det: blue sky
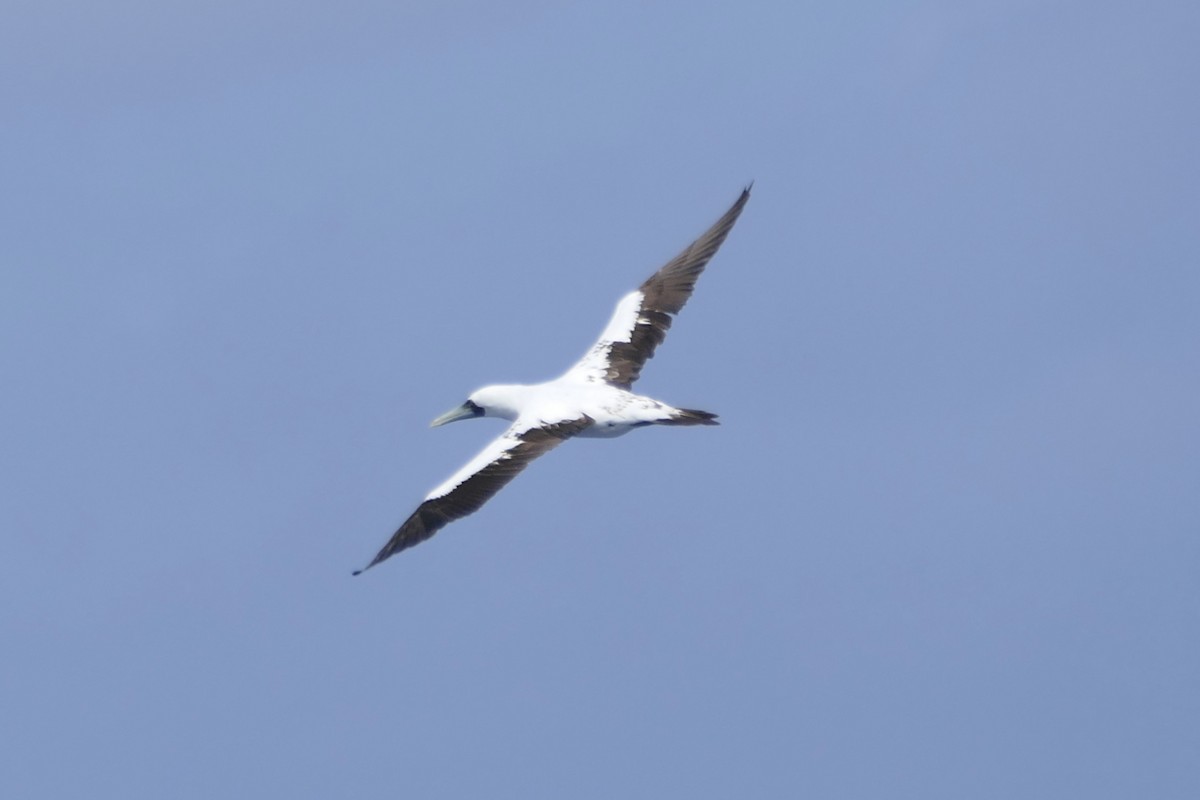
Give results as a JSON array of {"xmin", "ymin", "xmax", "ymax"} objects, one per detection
[{"xmin": 3, "ymin": 1, "xmax": 1198, "ymax": 797}]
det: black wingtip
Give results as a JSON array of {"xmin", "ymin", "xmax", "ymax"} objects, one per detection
[
  {"xmin": 352, "ymin": 568, "xmax": 365, "ymax": 577},
  {"xmin": 744, "ymin": 180, "xmax": 754, "ymax": 193}
]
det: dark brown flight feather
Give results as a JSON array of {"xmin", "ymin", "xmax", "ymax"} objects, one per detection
[
  {"xmin": 597, "ymin": 185, "xmax": 751, "ymax": 389},
  {"xmin": 354, "ymin": 416, "xmax": 592, "ymax": 574}
]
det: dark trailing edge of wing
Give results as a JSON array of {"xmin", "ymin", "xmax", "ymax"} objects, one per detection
[
  {"xmin": 353, "ymin": 417, "xmax": 592, "ymax": 574},
  {"xmin": 600, "ymin": 185, "xmax": 751, "ymax": 389}
]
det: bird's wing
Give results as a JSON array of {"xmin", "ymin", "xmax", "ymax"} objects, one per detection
[
  {"xmin": 565, "ymin": 186, "xmax": 751, "ymax": 389},
  {"xmin": 354, "ymin": 415, "xmax": 593, "ymax": 573}
]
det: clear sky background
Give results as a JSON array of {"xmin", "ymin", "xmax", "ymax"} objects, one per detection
[{"xmin": 3, "ymin": 1, "xmax": 1197, "ymax": 797}]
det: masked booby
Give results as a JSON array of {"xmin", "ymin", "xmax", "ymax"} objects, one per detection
[{"xmin": 354, "ymin": 186, "xmax": 751, "ymax": 574}]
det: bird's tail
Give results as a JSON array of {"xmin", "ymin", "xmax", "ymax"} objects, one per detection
[{"xmin": 661, "ymin": 408, "xmax": 719, "ymax": 426}]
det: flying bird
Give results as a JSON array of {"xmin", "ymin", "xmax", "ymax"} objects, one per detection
[{"xmin": 354, "ymin": 187, "xmax": 751, "ymax": 574}]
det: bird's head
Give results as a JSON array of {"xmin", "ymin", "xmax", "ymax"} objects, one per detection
[{"xmin": 430, "ymin": 385, "xmax": 524, "ymax": 427}]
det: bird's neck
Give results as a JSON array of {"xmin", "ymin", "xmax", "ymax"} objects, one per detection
[{"xmin": 476, "ymin": 384, "xmax": 534, "ymax": 421}]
